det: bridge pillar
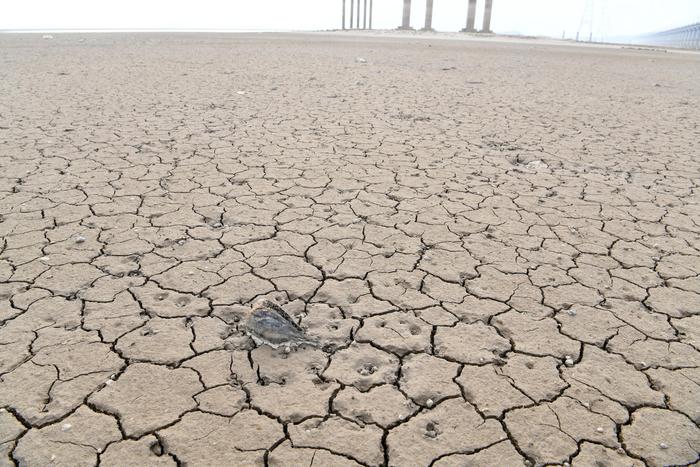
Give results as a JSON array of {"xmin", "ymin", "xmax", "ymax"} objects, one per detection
[
  {"xmin": 342, "ymin": 0, "xmax": 346, "ymax": 29},
  {"xmin": 356, "ymin": 0, "xmax": 361, "ymax": 28},
  {"xmin": 350, "ymin": 0, "xmax": 354, "ymax": 28},
  {"xmin": 481, "ymin": 0, "xmax": 493, "ymax": 33},
  {"xmin": 423, "ymin": 0, "xmax": 434, "ymax": 31},
  {"xmin": 369, "ymin": 0, "xmax": 373, "ymax": 29},
  {"xmin": 363, "ymin": 0, "xmax": 367, "ymax": 29},
  {"xmin": 461, "ymin": 0, "xmax": 477, "ymax": 32},
  {"xmin": 399, "ymin": 0, "xmax": 413, "ymax": 29}
]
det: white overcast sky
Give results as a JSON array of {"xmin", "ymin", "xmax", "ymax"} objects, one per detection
[{"xmin": 2, "ymin": 0, "xmax": 699, "ymax": 39}]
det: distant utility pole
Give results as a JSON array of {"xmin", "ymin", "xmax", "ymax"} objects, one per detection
[
  {"xmin": 578, "ymin": 0, "xmax": 594, "ymax": 42},
  {"xmin": 599, "ymin": 1, "xmax": 608, "ymax": 42}
]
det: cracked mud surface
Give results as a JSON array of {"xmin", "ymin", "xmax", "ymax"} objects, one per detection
[{"xmin": 0, "ymin": 32, "xmax": 699, "ymax": 466}]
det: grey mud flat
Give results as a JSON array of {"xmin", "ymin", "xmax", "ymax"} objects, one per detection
[{"xmin": 0, "ymin": 32, "xmax": 699, "ymax": 467}]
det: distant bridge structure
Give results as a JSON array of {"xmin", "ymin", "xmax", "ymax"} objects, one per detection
[
  {"xmin": 399, "ymin": 0, "xmax": 493, "ymax": 32},
  {"xmin": 638, "ymin": 23, "xmax": 700, "ymax": 50},
  {"xmin": 341, "ymin": 0, "xmax": 494, "ymax": 33},
  {"xmin": 342, "ymin": 0, "xmax": 374, "ymax": 30}
]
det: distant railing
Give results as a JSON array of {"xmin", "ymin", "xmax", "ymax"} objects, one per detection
[{"xmin": 638, "ymin": 22, "xmax": 700, "ymax": 50}]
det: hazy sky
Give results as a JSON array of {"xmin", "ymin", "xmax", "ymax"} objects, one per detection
[{"xmin": 3, "ymin": 0, "xmax": 699, "ymax": 40}]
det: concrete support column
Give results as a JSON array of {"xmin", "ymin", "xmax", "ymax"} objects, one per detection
[
  {"xmin": 481, "ymin": 0, "xmax": 493, "ymax": 33},
  {"xmin": 356, "ymin": 0, "xmax": 361, "ymax": 28},
  {"xmin": 369, "ymin": 0, "xmax": 373, "ymax": 29},
  {"xmin": 399, "ymin": 0, "xmax": 412, "ymax": 29},
  {"xmin": 363, "ymin": 0, "xmax": 367, "ymax": 29},
  {"xmin": 423, "ymin": 0, "xmax": 434, "ymax": 31},
  {"xmin": 461, "ymin": 0, "xmax": 477, "ymax": 33},
  {"xmin": 342, "ymin": 0, "xmax": 346, "ymax": 29},
  {"xmin": 350, "ymin": 0, "xmax": 354, "ymax": 28}
]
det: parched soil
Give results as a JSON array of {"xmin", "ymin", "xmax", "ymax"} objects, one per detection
[{"xmin": 0, "ymin": 32, "xmax": 699, "ymax": 466}]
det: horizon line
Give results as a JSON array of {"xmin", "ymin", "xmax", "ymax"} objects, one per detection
[{"xmin": 0, "ymin": 28, "xmax": 307, "ymax": 33}]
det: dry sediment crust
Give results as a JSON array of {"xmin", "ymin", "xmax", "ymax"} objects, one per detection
[{"xmin": 0, "ymin": 32, "xmax": 699, "ymax": 466}]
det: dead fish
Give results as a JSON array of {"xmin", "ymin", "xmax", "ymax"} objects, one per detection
[{"xmin": 245, "ymin": 298, "xmax": 318, "ymax": 350}]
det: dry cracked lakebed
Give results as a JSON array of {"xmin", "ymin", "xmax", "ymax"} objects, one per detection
[{"xmin": 0, "ymin": 32, "xmax": 699, "ymax": 467}]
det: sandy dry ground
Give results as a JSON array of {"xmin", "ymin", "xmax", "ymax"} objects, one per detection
[{"xmin": 0, "ymin": 32, "xmax": 699, "ymax": 466}]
